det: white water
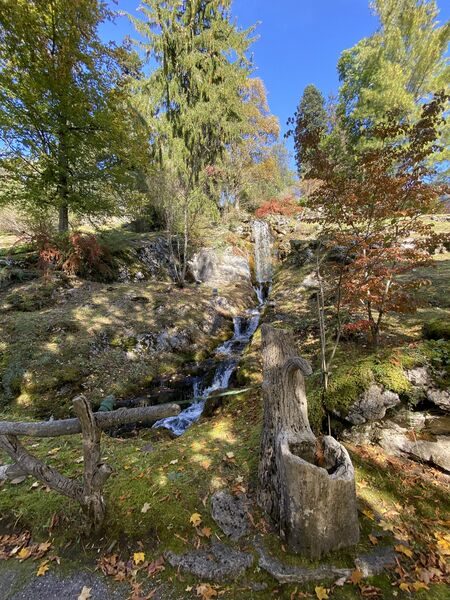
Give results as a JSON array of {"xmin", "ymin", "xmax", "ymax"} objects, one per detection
[
  {"xmin": 153, "ymin": 315, "xmax": 259, "ymax": 436},
  {"xmin": 153, "ymin": 220, "xmax": 273, "ymax": 437},
  {"xmin": 253, "ymin": 220, "xmax": 273, "ymax": 284}
]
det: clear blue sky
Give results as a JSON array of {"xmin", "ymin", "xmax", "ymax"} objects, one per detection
[{"xmin": 103, "ymin": 0, "xmax": 450, "ymax": 161}]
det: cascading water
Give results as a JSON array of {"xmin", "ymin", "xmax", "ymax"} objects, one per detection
[
  {"xmin": 153, "ymin": 219, "xmax": 273, "ymax": 437},
  {"xmin": 252, "ymin": 220, "xmax": 273, "ymax": 304}
]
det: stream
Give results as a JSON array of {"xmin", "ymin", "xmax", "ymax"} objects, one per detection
[{"xmin": 153, "ymin": 220, "xmax": 273, "ymax": 436}]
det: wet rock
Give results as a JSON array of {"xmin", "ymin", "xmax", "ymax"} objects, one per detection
[
  {"xmin": 425, "ymin": 415, "xmax": 450, "ymax": 436},
  {"xmin": 210, "ymin": 490, "xmax": 249, "ymax": 540},
  {"xmin": 190, "ymin": 248, "xmax": 251, "ymax": 285},
  {"xmin": 165, "ymin": 541, "xmax": 253, "ymax": 581},
  {"xmin": 346, "ymin": 384, "xmax": 400, "ymax": 425}
]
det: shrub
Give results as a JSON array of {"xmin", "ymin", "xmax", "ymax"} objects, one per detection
[
  {"xmin": 37, "ymin": 232, "xmax": 115, "ymax": 281},
  {"xmin": 255, "ymin": 195, "xmax": 302, "ymax": 218}
]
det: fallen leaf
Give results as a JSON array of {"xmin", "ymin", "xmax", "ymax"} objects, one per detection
[
  {"xmin": 200, "ymin": 527, "xmax": 212, "ymax": 538},
  {"xmin": 334, "ymin": 575, "xmax": 347, "ymax": 587},
  {"xmin": 169, "ymin": 459, "xmax": 178, "ymax": 465},
  {"xmin": 395, "ymin": 544, "xmax": 413, "ymax": 558},
  {"xmin": 18, "ymin": 547, "xmax": 31, "ymax": 560},
  {"xmin": 10, "ymin": 476, "xmax": 26, "ymax": 485},
  {"xmin": 196, "ymin": 583, "xmax": 218, "ymax": 600},
  {"xmin": 147, "ymin": 555, "xmax": 165, "ymax": 576},
  {"xmin": 190, "ymin": 513, "xmax": 202, "ymax": 527},
  {"xmin": 133, "ymin": 552, "xmax": 145, "ymax": 565},
  {"xmin": 315, "ymin": 586, "xmax": 329, "ymax": 600},
  {"xmin": 368, "ymin": 534, "xmax": 379, "ymax": 546},
  {"xmin": 362, "ymin": 509, "xmax": 375, "ymax": 521},
  {"xmin": 78, "ymin": 586, "xmax": 92, "ymax": 600},
  {"xmin": 141, "ymin": 503, "xmax": 151, "ymax": 514},
  {"xmin": 225, "ymin": 452, "xmax": 235, "ymax": 460},
  {"xmin": 412, "ymin": 581, "xmax": 429, "ymax": 591},
  {"xmin": 399, "ymin": 582, "xmax": 410, "ymax": 592},
  {"xmin": 350, "ymin": 568, "xmax": 363, "ymax": 585},
  {"xmin": 47, "ymin": 447, "xmax": 61, "ymax": 456},
  {"xmin": 36, "ymin": 560, "xmax": 49, "ymax": 576}
]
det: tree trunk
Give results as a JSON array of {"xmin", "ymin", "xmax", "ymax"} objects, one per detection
[
  {"xmin": 58, "ymin": 204, "xmax": 69, "ymax": 233},
  {"xmin": 258, "ymin": 325, "xmax": 359, "ymax": 559}
]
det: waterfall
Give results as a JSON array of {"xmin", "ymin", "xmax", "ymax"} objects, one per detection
[
  {"xmin": 153, "ymin": 313, "xmax": 260, "ymax": 437},
  {"xmin": 253, "ymin": 220, "xmax": 273, "ymax": 284},
  {"xmin": 252, "ymin": 220, "xmax": 273, "ymax": 304},
  {"xmin": 152, "ymin": 219, "xmax": 273, "ymax": 437}
]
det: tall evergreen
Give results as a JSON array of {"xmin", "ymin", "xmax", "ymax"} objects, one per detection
[
  {"xmin": 288, "ymin": 84, "xmax": 327, "ymax": 177},
  {"xmin": 133, "ymin": 0, "xmax": 254, "ymax": 284}
]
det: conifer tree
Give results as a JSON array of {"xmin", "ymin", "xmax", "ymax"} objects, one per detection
[{"xmin": 288, "ymin": 84, "xmax": 327, "ymax": 177}]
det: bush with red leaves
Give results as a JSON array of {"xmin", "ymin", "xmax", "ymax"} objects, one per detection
[
  {"xmin": 37, "ymin": 232, "xmax": 115, "ymax": 281},
  {"xmin": 255, "ymin": 195, "xmax": 302, "ymax": 218}
]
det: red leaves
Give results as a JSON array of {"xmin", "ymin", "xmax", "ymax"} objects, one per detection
[{"xmin": 255, "ymin": 195, "xmax": 302, "ymax": 218}]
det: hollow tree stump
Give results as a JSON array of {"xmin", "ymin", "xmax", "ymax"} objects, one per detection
[{"xmin": 258, "ymin": 325, "xmax": 359, "ymax": 559}]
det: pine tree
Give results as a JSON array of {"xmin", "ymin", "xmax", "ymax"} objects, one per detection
[
  {"xmin": 288, "ymin": 84, "xmax": 327, "ymax": 177},
  {"xmin": 133, "ymin": 0, "xmax": 254, "ymax": 285},
  {"xmin": 0, "ymin": 0, "xmax": 146, "ymax": 231}
]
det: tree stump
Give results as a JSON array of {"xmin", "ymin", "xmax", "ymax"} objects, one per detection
[{"xmin": 258, "ymin": 325, "xmax": 359, "ymax": 559}]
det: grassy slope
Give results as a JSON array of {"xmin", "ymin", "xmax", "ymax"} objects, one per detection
[{"xmin": 0, "ymin": 220, "xmax": 449, "ymax": 598}]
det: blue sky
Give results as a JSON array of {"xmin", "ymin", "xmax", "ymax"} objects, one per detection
[{"xmin": 103, "ymin": 1, "xmax": 450, "ymax": 161}]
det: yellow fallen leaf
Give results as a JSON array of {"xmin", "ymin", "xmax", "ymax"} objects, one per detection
[
  {"xmin": 436, "ymin": 538, "xmax": 450, "ymax": 555},
  {"xmin": 399, "ymin": 582, "xmax": 410, "ymax": 592},
  {"xmin": 225, "ymin": 452, "xmax": 235, "ymax": 459},
  {"xmin": 141, "ymin": 503, "xmax": 151, "ymax": 514},
  {"xmin": 78, "ymin": 586, "xmax": 92, "ymax": 600},
  {"xmin": 412, "ymin": 581, "xmax": 429, "ymax": 591},
  {"xmin": 379, "ymin": 519, "xmax": 395, "ymax": 532},
  {"xmin": 190, "ymin": 512, "xmax": 202, "ymax": 527},
  {"xmin": 395, "ymin": 544, "xmax": 413, "ymax": 558},
  {"xmin": 133, "ymin": 552, "xmax": 145, "ymax": 565},
  {"xmin": 315, "ymin": 586, "xmax": 329, "ymax": 600},
  {"xmin": 18, "ymin": 547, "xmax": 31, "ymax": 560},
  {"xmin": 36, "ymin": 560, "xmax": 49, "ymax": 576},
  {"xmin": 47, "ymin": 447, "xmax": 61, "ymax": 456},
  {"xmin": 362, "ymin": 509, "xmax": 375, "ymax": 521}
]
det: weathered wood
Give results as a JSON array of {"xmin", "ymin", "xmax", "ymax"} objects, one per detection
[
  {"xmin": 0, "ymin": 403, "xmax": 181, "ymax": 437},
  {"xmin": 0, "ymin": 434, "xmax": 84, "ymax": 501},
  {"xmin": 73, "ymin": 396, "xmax": 112, "ymax": 531},
  {"xmin": 258, "ymin": 325, "xmax": 359, "ymax": 559}
]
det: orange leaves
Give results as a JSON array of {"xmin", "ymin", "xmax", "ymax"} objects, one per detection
[
  {"xmin": 196, "ymin": 583, "xmax": 218, "ymax": 600},
  {"xmin": 255, "ymin": 195, "xmax": 302, "ymax": 218}
]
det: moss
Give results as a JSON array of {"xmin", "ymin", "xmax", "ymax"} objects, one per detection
[
  {"xmin": 423, "ymin": 319, "xmax": 450, "ymax": 341},
  {"xmin": 110, "ymin": 335, "xmax": 137, "ymax": 351}
]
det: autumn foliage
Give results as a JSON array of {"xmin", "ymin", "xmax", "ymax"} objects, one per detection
[
  {"xmin": 37, "ymin": 232, "xmax": 114, "ymax": 280},
  {"xmin": 255, "ymin": 195, "xmax": 302, "ymax": 218},
  {"xmin": 310, "ymin": 92, "xmax": 449, "ymax": 344}
]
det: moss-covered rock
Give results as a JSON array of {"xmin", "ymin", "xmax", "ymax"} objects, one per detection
[{"xmin": 423, "ymin": 319, "xmax": 450, "ymax": 341}]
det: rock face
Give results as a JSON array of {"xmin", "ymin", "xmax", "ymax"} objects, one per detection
[
  {"xmin": 406, "ymin": 367, "xmax": 450, "ymax": 413},
  {"xmin": 190, "ymin": 248, "xmax": 251, "ymax": 285},
  {"xmin": 344, "ymin": 419, "xmax": 450, "ymax": 472},
  {"xmin": 210, "ymin": 490, "xmax": 249, "ymax": 541},
  {"xmin": 165, "ymin": 541, "xmax": 253, "ymax": 581},
  {"xmin": 345, "ymin": 384, "xmax": 400, "ymax": 425}
]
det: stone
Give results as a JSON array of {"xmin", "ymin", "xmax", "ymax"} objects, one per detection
[
  {"xmin": 406, "ymin": 367, "xmax": 432, "ymax": 388},
  {"xmin": 344, "ymin": 419, "xmax": 450, "ymax": 472},
  {"xmin": 346, "ymin": 384, "xmax": 400, "ymax": 425},
  {"xmin": 426, "ymin": 388, "xmax": 450, "ymax": 413},
  {"xmin": 165, "ymin": 541, "xmax": 253, "ymax": 581},
  {"xmin": 301, "ymin": 272, "xmax": 320, "ymax": 289},
  {"xmin": 210, "ymin": 490, "xmax": 249, "ymax": 540},
  {"xmin": 354, "ymin": 546, "xmax": 396, "ymax": 577},
  {"xmin": 190, "ymin": 248, "xmax": 251, "ymax": 285}
]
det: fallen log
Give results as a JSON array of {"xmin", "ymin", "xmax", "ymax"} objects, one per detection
[
  {"xmin": 0, "ymin": 398, "xmax": 181, "ymax": 530},
  {"xmin": 0, "ymin": 403, "xmax": 180, "ymax": 438},
  {"xmin": 258, "ymin": 325, "xmax": 359, "ymax": 559}
]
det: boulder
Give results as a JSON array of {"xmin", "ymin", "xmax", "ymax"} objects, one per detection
[
  {"xmin": 210, "ymin": 490, "xmax": 249, "ymax": 540},
  {"xmin": 190, "ymin": 248, "xmax": 251, "ymax": 286},
  {"xmin": 344, "ymin": 420, "xmax": 450, "ymax": 472},
  {"xmin": 165, "ymin": 541, "xmax": 253, "ymax": 581},
  {"xmin": 346, "ymin": 384, "xmax": 400, "ymax": 425},
  {"xmin": 426, "ymin": 388, "xmax": 450, "ymax": 413}
]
